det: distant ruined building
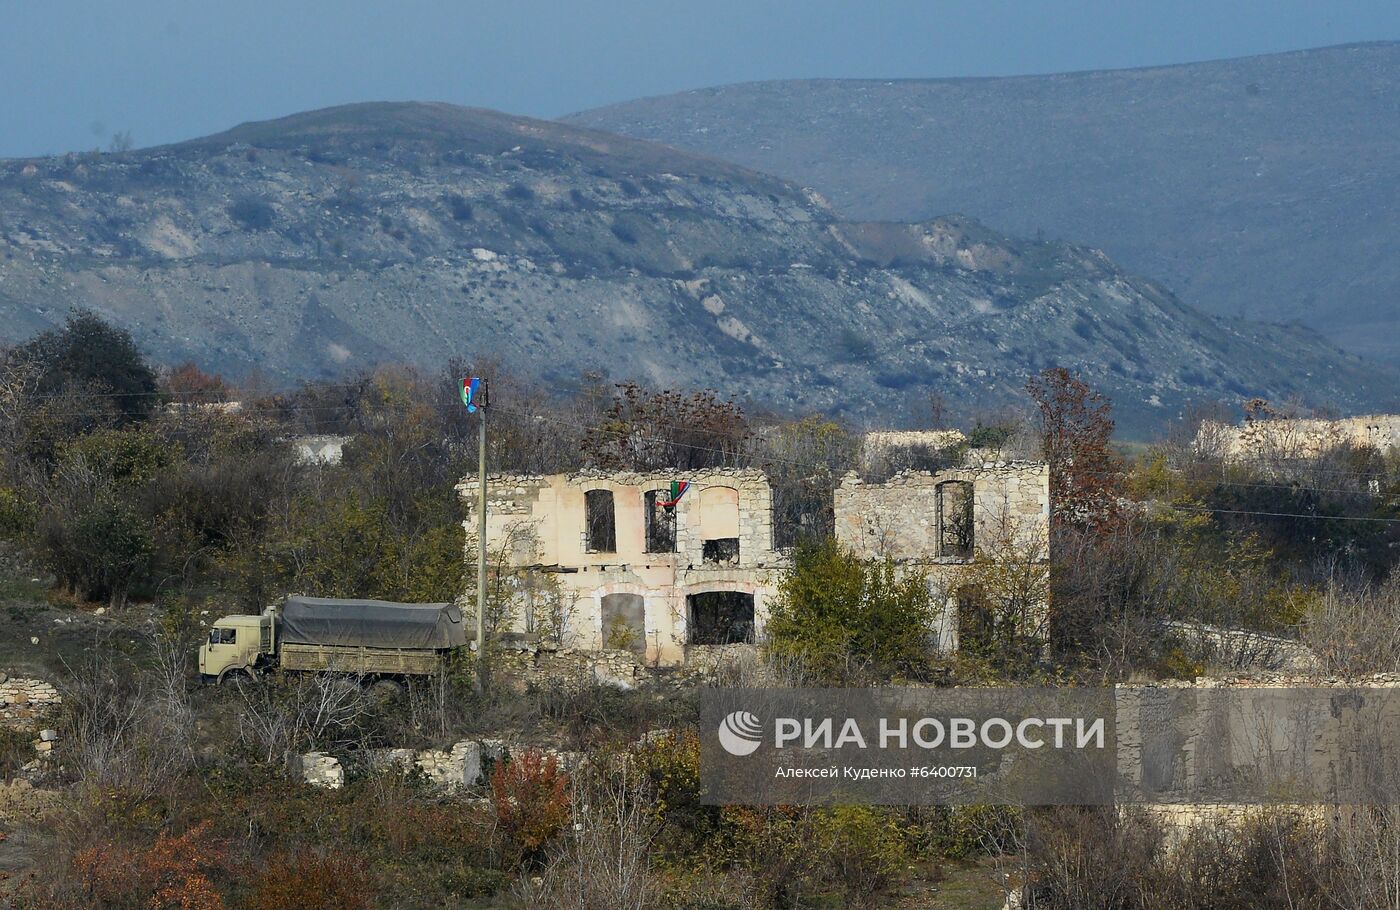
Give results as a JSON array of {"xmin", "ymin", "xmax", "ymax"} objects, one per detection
[
  {"xmin": 459, "ymin": 437, "xmax": 1049, "ymax": 666},
  {"xmin": 1196, "ymin": 412, "xmax": 1400, "ymax": 465}
]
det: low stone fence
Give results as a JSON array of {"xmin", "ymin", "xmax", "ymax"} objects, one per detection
[
  {"xmin": 299, "ymin": 738, "xmax": 581, "ymax": 791},
  {"xmin": 491, "ymin": 642, "xmax": 766, "ymax": 693},
  {"xmin": 0, "ymin": 673, "xmax": 61, "ymax": 730},
  {"xmin": 1163, "ymin": 620, "xmax": 1318, "ymax": 673},
  {"xmin": 492, "ymin": 646, "xmax": 647, "ymax": 692}
]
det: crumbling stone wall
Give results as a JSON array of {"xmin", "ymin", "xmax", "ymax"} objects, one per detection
[
  {"xmin": 458, "ymin": 468, "xmax": 775, "ymax": 570},
  {"xmin": 0, "ymin": 674, "xmax": 61, "ymax": 731},
  {"xmin": 1118, "ymin": 674, "xmax": 1400, "ymax": 832},
  {"xmin": 833, "ymin": 463, "xmax": 1049, "ymax": 563},
  {"xmin": 1198, "ymin": 414, "xmax": 1400, "ymax": 464},
  {"xmin": 834, "ymin": 463, "xmax": 1050, "ymax": 649},
  {"xmin": 860, "ymin": 429, "xmax": 968, "ymax": 474},
  {"xmin": 492, "ymin": 646, "xmax": 649, "ymax": 692},
  {"xmin": 1163, "ymin": 620, "xmax": 1319, "ymax": 673}
]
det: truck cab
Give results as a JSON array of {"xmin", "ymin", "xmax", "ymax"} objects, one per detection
[{"xmin": 198, "ymin": 613, "xmax": 271, "ymax": 682}]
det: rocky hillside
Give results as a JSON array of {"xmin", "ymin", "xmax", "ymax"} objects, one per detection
[
  {"xmin": 567, "ymin": 43, "xmax": 1400, "ymax": 364},
  {"xmin": 0, "ymin": 102, "xmax": 1394, "ymax": 433}
]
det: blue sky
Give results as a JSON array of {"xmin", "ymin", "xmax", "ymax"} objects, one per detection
[{"xmin": 4, "ymin": 0, "xmax": 1398, "ymax": 158}]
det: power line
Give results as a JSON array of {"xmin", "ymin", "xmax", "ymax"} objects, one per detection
[{"xmin": 1172, "ymin": 506, "xmax": 1400, "ymax": 526}]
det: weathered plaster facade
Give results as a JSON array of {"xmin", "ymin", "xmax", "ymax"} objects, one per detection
[
  {"xmin": 460, "ymin": 469, "xmax": 779, "ymax": 665},
  {"xmin": 461, "ymin": 460, "xmax": 1050, "ymax": 666}
]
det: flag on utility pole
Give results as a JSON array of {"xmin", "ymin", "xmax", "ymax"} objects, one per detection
[{"xmin": 464, "ymin": 376, "xmax": 489, "ymax": 693}]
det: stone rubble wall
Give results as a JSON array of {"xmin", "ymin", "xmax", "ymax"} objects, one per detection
[
  {"xmin": 492, "ymin": 646, "xmax": 649, "ymax": 692},
  {"xmin": 834, "ymin": 463, "xmax": 1050, "ymax": 564},
  {"xmin": 1198, "ymin": 414, "xmax": 1400, "ymax": 463},
  {"xmin": 1117, "ymin": 674, "xmax": 1400, "ymax": 835},
  {"xmin": 1162, "ymin": 620, "xmax": 1318, "ymax": 673},
  {"xmin": 490, "ymin": 642, "xmax": 766, "ymax": 691},
  {"xmin": 301, "ymin": 738, "xmax": 579, "ymax": 793},
  {"xmin": 0, "ymin": 674, "xmax": 62, "ymax": 730}
]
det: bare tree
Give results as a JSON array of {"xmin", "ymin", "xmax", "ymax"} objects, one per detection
[
  {"xmin": 1301, "ymin": 574, "xmax": 1400, "ymax": 676},
  {"xmin": 519, "ymin": 762, "xmax": 661, "ymax": 910},
  {"xmin": 236, "ymin": 673, "xmax": 375, "ymax": 767},
  {"xmin": 58, "ymin": 635, "xmax": 193, "ymax": 802}
]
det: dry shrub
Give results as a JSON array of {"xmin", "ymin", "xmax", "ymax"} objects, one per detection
[
  {"xmin": 71, "ymin": 819, "xmax": 228, "ymax": 910},
  {"xmin": 1012, "ymin": 806, "xmax": 1345, "ymax": 910},
  {"xmin": 1149, "ymin": 811, "xmax": 1329, "ymax": 910},
  {"xmin": 1017, "ymin": 806, "xmax": 1163, "ymax": 910},
  {"xmin": 491, "ymin": 748, "xmax": 571, "ymax": 867},
  {"xmin": 59, "ymin": 636, "xmax": 193, "ymax": 805},
  {"xmin": 245, "ymin": 849, "xmax": 372, "ymax": 910},
  {"xmin": 522, "ymin": 762, "xmax": 662, "ymax": 910},
  {"xmin": 1302, "ymin": 574, "xmax": 1400, "ymax": 675},
  {"xmin": 635, "ymin": 729, "xmax": 726, "ymax": 865},
  {"xmin": 0, "ymin": 724, "xmax": 31, "ymax": 780},
  {"xmin": 234, "ymin": 671, "xmax": 376, "ymax": 766}
]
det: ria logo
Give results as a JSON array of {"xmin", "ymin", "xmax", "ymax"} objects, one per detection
[{"xmin": 717, "ymin": 710, "xmax": 763, "ymax": 756}]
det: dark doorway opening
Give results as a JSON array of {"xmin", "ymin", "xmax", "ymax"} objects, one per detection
[
  {"xmin": 688, "ymin": 591, "xmax": 755, "ymax": 645},
  {"xmin": 956, "ymin": 585, "xmax": 993, "ymax": 655}
]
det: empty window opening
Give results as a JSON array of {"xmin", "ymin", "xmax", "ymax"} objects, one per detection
[
  {"xmin": 702, "ymin": 537, "xmax": 740, "ymax": 565},
  {"xmin": 644, "ymin": 490, "xmax": 677, "ymax": 553},
  {"xmin": 585, "ymin": 489, "xmax": 616, "ymax": 553},
  {"xmin": 600, "ymin": 593, "xmax": 646, "ymax": 655},
  {"xmin": 938, "ymin": 481, "xmax": 975, "ymax": 559},
  {"xmin": 772, "ymin": 479, "xmax": 833, "ymax": 550},
  {"xmin": 688, "ymin": 591, "xmax": 755, "ymax": 645}
]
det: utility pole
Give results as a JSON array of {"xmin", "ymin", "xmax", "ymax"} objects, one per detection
[{"xmin": 475, "ymin": 390, "xmax": 488, "ymax": 694}]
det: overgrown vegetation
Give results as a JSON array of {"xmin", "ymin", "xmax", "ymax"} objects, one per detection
[
  {"xmin": 5, "ymin": 316, "xmax": 1400, "ymax": 907},
  {"xmin": 765, "ymin": 538, "xmax": 937, "ymax": 683}
]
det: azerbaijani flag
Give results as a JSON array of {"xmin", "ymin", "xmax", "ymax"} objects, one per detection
[
  {"xmin": 659, "ymin": 480, "xmax": 689, "ymax": 507},
  {"xmin": 461, "ymin": 376, "xmax": 483, "ymax": 413}
]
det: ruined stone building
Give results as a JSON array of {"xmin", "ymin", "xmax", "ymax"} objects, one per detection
[
  {"xmin": 1197, "ymin": 414, "xmax": 1400, "ymax": 464},
  {"xmin": 460, "ymin": 458, "xmax": 1049, "ymax": 666},
  {"xmin": 835, "ymin": 463, "xmax": 1050, "ymax": 651}
]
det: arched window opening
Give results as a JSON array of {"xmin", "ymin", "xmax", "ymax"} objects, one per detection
[
  {"xmin": 644, "ymin": 490, "xmax": 677, "ymax": 553},
  {"xmin": 699, "ymin": 486, "xmax": 740, "ymax": 564}
]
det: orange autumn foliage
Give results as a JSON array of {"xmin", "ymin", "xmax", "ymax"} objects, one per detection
[{"xmin": 72, "ymin": 820, "xmax": 227, "ymax": 910}]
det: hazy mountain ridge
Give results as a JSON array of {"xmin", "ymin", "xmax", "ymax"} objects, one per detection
[
  {"xmin": 567, "ymin": 42, "xmax": 1400, "ymax": 363},
  {"xmin": 0, "ymin": 101, "xmax": 1393, "ymax": 432}
]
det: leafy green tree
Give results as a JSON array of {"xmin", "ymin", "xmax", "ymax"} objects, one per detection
[
  {"xmin": 32, "ymin": 426, "xmax": 174, "ymax": 607},
  {"xmin": 38, "ymin": 491, "xmax": 152, "ymax": 608},
  {"xmin": 765, "ymin": 538, "xmax": 936, "ymax": 683},
  {"xmin": 18, "ymin": 312, "xmax": 159, "ymax": 424}
]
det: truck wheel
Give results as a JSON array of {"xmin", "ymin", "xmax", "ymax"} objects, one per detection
[{"xmin": 219, "ymin": 668, "xmax": 253, "ymax": 687}]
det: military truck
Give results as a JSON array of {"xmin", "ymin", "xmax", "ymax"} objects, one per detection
[{"xmin": 198, "ymin": 596, "xmax": 468, "ymax": 684}]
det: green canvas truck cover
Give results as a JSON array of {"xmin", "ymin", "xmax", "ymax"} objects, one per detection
[{"xmin": 279, "ymin": 597, "xmax": 467, "ymax": 649}]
